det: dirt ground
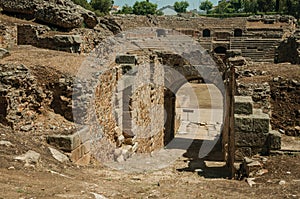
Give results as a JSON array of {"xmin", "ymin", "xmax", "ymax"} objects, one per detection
[
  {"xmin": 0, "ymin": 122, "xmax": 299, "ymax": 199},
  {"xmin": 0, "ymin": 47, "xmax": 300, "ymax": 198}
]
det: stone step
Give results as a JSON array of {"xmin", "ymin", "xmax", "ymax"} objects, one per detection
[{"xmin": 234, "ymin": 96, "xmax": 253, "ymax": 115}]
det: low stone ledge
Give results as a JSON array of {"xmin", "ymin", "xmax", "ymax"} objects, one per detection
[
  {"xmin": 268, "ymin": 130, "xmax": 281, "ymax": 150},
  {"xmin": 47, "ymin": 126, "xmax": 92, "ymax": 165},
  {"xmin": 252, "ymin": 110, "xmax": 270, "ymax": 133},
  {"xmin": 46, "ymin": 134, "xmax": 81, "ymax": 152}
]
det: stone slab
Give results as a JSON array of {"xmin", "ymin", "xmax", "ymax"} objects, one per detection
[
  {"xmin": 68, "ymin": 145, "xmax": 84, "ymax": 162},
  {"xmin": 235, "ymin": 131, "xmax": 268, "ymax": 147},
  {"xmin": 76, "ymin": 126, "xmax": 91, "ymax": 143},
  {"xmin": 234, "ymin": 96, "xmax": 253, "ymax": 115},
  {"xmin": 47, "ymin": 134, "xmax": 81, "ymax": 152},
  {"xmin": 252, "ymin": 111, "xmax": 270, "ymax": 133}
]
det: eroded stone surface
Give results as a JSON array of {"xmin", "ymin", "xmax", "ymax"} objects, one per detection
[{"xmin": 0, "ymin": 0, "xmax": 97, "ymax": 29}]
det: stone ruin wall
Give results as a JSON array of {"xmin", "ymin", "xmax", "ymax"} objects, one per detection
[
  {"xmin": 234, "ymin": 96, "xmax": 281, "ymax": 160},
  {"xmin": 0, "ymin": 14, "xmax": 299, "ymax": 164},
  {"xmin": 0, "ymin": 24, "xmax": 17, "ymax": 49},
  {"xmin": 111, "ymin": 15, "xmax": 247, "ymax": 33},
  {"xmin": 17, "ymin": 24, "xmax": 82, "ymax": 53},
  {"xmin": 97, "ymin": 15, "xmax": 298, "ymax": 63},
  {"xmin": 0, "ymin": 64, "xmax": 52, "ymax": 131},
  {"xmin": 275, "ymin": 29, "xmax": 300, "ymax": 64},
  {"xmin": 0, "ymin": 14, "xmax": 298, "ymax": 64},
  {"xmin": 85, "ymin": 53, "xmax": 166, "ymax": 163}
]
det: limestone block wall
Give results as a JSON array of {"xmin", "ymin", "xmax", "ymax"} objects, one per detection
[
  {"xmin": 17, "ymin": 24, "xmax": 47, "ymax": 45},
  {"xmin": 111, "ymin": 15, "xmax": 247, "ymax": 38},
  {"xmin": 236, "ymin": 82, "xmax": 271, "ymax": 115},
  {"xmin": 234, "ymin": 96, "xmax": 281, "ymax": 160},
  {"xmin": 94, "ymin": 68, "xmax": 119, "ymax": 143}
]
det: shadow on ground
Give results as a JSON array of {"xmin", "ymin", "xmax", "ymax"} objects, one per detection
[{"xmin": 176, "ymin": 138, "xmax": 231, "ymax": 179}]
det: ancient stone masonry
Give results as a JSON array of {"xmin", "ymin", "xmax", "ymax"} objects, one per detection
[
  {"xmin": 236, "ymin": 82, "xmax": 271, "ymax": 115},
  {"xmin": 107, "ymin": 15, "xmax": 296, "ymax": 63},
  {"xmin": 47, "ymin": 126, "xmax": 91, "ymax": 165},
  {"xmin": 2, "ymin": 6, "xmax": 297, "ymax": 62},
  {"xmin": 275, "ymin": 29, "xmax": 300, "ymax": 64},
  {"xmin": 15, "ymin": 23, "xmax": 114, "ymax": 53},
  {"xmin": 49, "ymin": 76, "xmax": 74, "ymax": 122},
  {"xmin": 17, "ymin": 25, "xmax": 82, "ymax": 53},
  {"xmin": 0, "ymin": 64, "xmax": 52, "ymax": 131},
  {"xmin": 235, "ymin": 65, "xmax": 300, "ymax": 137},
  {"xmin": 71, "ymin": 27, "xmax": 114, "ymax": 53},
  {"xmin": 0, "ymin": 0, "xmax": 98, "ymax": 29},
  {"xmin": 234, "ymin": 96, "xmax": 281, "ymax": 160}
]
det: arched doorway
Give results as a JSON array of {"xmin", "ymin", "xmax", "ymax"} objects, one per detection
[
  {"xmin": 234, "ymin": 29, "xmax": 243, "ymax": 37},
  {"xmin": 214, "ymin": 46, "xmax": 227, "ymax": 54},
  {"xmin": 203, "ymin": 29, "xmax": 211, "ymax": 37}
]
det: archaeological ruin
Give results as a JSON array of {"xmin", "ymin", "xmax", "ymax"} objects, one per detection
[{"xmin": 0, "ymin": 0, "xmax": 299, "ymax": 185}]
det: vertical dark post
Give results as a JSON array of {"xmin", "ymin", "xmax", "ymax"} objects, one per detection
[{"xmin": 227, "ymin": 65, "xmax": 236, "ymax": 178}]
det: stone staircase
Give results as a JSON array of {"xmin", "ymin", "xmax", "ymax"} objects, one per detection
[
  {"xmin": 234, "ymin": 96, "xmax": 281, "ymax": 160},
  {"xmin": 230, "ymin": 38, "xmax": 281, "ymax": 62}
]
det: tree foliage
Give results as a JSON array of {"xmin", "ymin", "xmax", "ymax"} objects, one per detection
[
  {"xmin": 199, "ymin": 0, "xmax": 213, "ymax": 14},
  {"xmin": 174, "ymin": 1, "xmax": 189, "ymax": 13},
  {"xmin": 257, "ymin": 0, "xmax": 275, "ymax": 13},
  {"xmin": 282, "ymin": 0, "xmax": 300, "ymax": 19},
  {"xmin": 209, "ymin": 0, "xmax": 299, "ymax": 18},
  {"xmin": 118, "ymin": 4, "xmax": 133, "ymax": 14},
  {"xmin": 213, "ymin": 0, "xmax": 235, "ymax": 13},
  {"xmin": 90, "ymin": 0, "xmax": 114, "ymax": 14},
  {"xmin": 132, "ymin": 1, "xmax": 158, "ymax": 15},
  {"xmin": 242, "ymin": 0, "xmax": 258, "ymax": 13}
]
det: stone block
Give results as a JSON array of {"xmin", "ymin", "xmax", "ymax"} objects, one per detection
[
  {"xmin": 115, "ymin": 55, "xmax": 136, "ymax": 65},
  {"xmin": 68, "ymin": 144, "xmax": 89, "ymax": 162},
  {"xmin": 76, "ymin": 126, "xmax": 91, "ymax": 143},
  {"xmin": 252, "ymin": 111, "xmax": 270, "ymax": 133},
  {"xmin": 234, "ymin": 114, "xmax": 253, "ymax": 132},
  {"xmin": 235, "ymin": 131, "xmax": 268, "ymax": 147},
  {"xmin": 82, "ymin": 141, "xmax": 91, "ymax": 154},
  {"xmin": 75, "ymin": 153, "xmax": 91, "ymax": 166},
  {"xmin": 234, "ymin": 96, "xmax": 253, "ymax": 115},
  {"xmin": 268, "ymin": 130, "xmax": 281, "ymax": 150},
  {"xmin": 47, "ymin": 134, "xmax": 81, "ymax": 152}
]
